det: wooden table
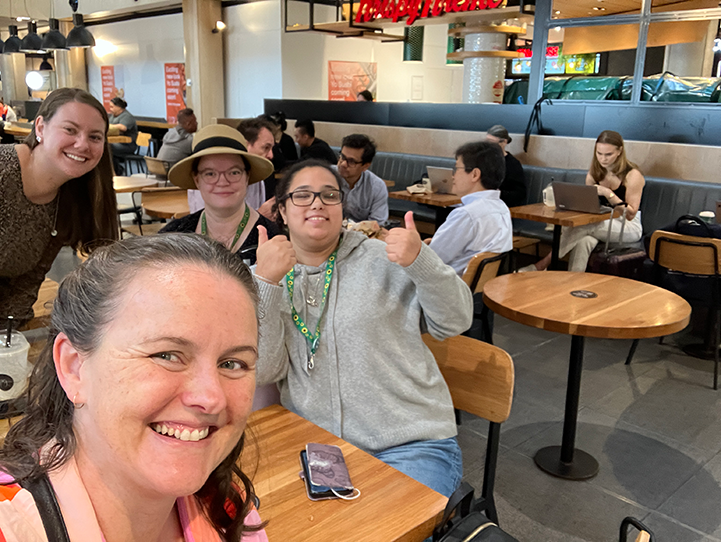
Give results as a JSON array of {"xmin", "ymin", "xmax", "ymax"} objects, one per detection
[
  {"xmin": 484, "ymin": 272, "xmax": 691, "ymax": 480},
  {"xmin": 137, "ymin": 120, "xmax": 174, "ymax": 130},
  {"xmin": 3, "ymin": 124, "xmax": 131, "ymax": 144},
  {"xmin": 113, "ymin": 176, "xmax": 159, "ymax": 193},
  {"xmin": 141, "ymin": 189, "xmax": 189, "ymax": 219},
  {"xmin": 243, "ymin": 405, "xmax": 447, "ymax": 541},
  {"xmin": 510, "ymin": 203, "xmax": 621, "ymax": 270},
  {"xmin": 388, "ymin": 190, "xmax": 462, "ymax": 229}
]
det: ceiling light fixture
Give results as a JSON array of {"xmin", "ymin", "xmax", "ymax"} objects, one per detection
[
  {"xmin": 212, "ymin": 20, "xmax": 226, "ymax": 33},
  {"xmin": 41, "ymin": 18, "xmax": 68, "ymax": 50},
  {"xmin": 66, "ymin": 13, "xmax": 95, "ymax": 48},
  {"xmin": 20, "ymin": 21, "xmax": 43, "ymax": 53},
  {"xmin": 2, "ymin": 25, "xmax": 23, "ymax": 54}
]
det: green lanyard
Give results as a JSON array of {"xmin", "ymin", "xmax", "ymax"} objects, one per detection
[
  {"xmin": 200, "ymin": 204, "xmax": 250, "ymax": 250},
  {"xmin": 285, "ymin": 248, "xmax": 338, "ymax": 371}
]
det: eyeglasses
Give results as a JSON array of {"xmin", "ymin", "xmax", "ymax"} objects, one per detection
[
  {"xmin": 285, "ymin": 189, "xmax": 344, "ymax": 206},
  {"xmin": 451, "ymin": 166, "xmax": 471, "ymax": 174},
  {"xmin": 338, "ymin": 153, "xmax": 364, "ymax": 167},
  {"xmin": 197, "ymin": 167, "xmax": 247, "ymax": 184}
]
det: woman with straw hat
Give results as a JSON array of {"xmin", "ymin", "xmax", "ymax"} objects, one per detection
[{"xmin": 160, "ymin": 124, "xmax": 279, "ymax": 264}]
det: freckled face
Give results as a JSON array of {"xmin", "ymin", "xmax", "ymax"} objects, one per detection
[{"xmin": 71, "ymin": 265, "xmax": 258, "ymax": 499}]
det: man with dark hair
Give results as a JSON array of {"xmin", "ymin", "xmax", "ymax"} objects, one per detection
[
  {"xmin": 428, "ymin": 141, "xmax": 512, "ymax": 276},
  {"xmin": 294, "ymin": 119, "xmax": 337, "ymax": 164},
  {"xmin": 333, "ymin": 134, "xmax": 388, "ymax": 223},
  {"xmin": 157, "ymin": 108, "xmax": 198, "ymax": 167},
  {"xmin": 485, "ymin": 124, "xmax": 527, "ymax": 208}
]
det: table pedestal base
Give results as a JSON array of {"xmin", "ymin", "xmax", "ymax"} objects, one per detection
[{"xmin": 534, "ymin": 446, "xmax": 599, "ymax": 480}]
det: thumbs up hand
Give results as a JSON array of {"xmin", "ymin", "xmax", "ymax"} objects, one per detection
[
  {"xmin": 255, "ymin": 225, "xmax": 297, "ymax": 284},
  {"xmin": 385, "ymin": 211, "xmax": 422, "ymax": 267}
]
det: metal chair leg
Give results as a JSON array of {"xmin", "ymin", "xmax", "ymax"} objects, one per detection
[
  {"xmin": 454, "ymin": 408, "xmax": 462, "ymax": 425},
  {"xmin": 480, "ymin": 305, "xmax": 493, "ymax": 346},
  {"xmin": 625, "ymin": 339, "xmax": 639, "ymax": 365},
  {"xmin": 659, "ymin": 336, "xmax": 664, "ymax": 345}
]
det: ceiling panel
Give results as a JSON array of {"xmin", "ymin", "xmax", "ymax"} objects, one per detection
[{"xmin": 552, "ymin": 0, "xmax": 718, "ymax": 19}]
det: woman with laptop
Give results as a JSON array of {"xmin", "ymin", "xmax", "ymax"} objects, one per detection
[{"xmin": 524, "ymin": 130, "xmax": 645, "ymax": 272}]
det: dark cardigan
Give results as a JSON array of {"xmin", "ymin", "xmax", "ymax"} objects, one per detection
[{"xmin": 159, "ymin": 210, "xmax": 280, "ymax": 265}]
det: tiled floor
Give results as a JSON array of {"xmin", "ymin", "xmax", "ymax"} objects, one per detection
[
  {"xmin": 47, "ymin": 247, "xmax": 720, "ymax": 541},
  {"xmin": 458, "ymin": 314, "xmax": 721, "ymax": 542}
]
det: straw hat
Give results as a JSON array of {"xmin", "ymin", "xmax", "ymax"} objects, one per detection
[{"xmin": 168, "ymin": 124, "xmax": 274, "ymax": 189}]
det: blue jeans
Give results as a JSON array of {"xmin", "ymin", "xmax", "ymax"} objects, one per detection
[{"xmin": 373, "ymin": 437, "xmax": 463, "ymax": 498}]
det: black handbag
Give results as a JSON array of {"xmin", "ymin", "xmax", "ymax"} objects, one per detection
[
  {"xmin": 432, "ymin": 482, "xmax": 518, "ymax": 542},
  {"xmin": 19, "ymin": 473, "xmax": 70, "ymax": 542}
]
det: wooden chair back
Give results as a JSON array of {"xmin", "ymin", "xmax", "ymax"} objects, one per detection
[
  {"xmin": 144, "ymin": 156, "xmax": 170, "ymax": 180},
  {"xmin": 649, "ymin": 230, "xmax": 721, "ymax": 276},
  {"xmin": 461, "ymin": 252, "xmax": 505, "ymax": 295},
  {"xmin": 422, "ymin": 334, "xmax": 514, "ymax": 424},
  {"xmin": 136, "ymin": 132, "xmax": 152, "ymax": 148}
]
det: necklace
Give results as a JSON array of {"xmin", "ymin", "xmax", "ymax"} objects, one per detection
[
  {"xmin": 285, "ymin": 248, "xmax": 339, "ymax": 371},
  {"xmin": 200, "ymin": 205, "xmax": 250, "ymax": 250},
  {"xmin": 50, "ymin": 199, "xmax": 58, "ymax": 237}
]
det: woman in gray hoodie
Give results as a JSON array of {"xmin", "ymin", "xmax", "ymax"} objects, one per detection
[{"xmin": 253, "ymin": 160, "xmax": 473, "ymax": 497}]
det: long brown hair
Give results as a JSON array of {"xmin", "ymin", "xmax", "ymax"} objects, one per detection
[
  {"xmin": 589, "ymin": 130, "xmax": 640, "ymax": 184},
  {"xmin": 24, "ymin": 88, "xmax": 118, "ymax": 252},
  {"xmin": 0, "ymin": 234, "xmax": 263, "ymax": 541}
]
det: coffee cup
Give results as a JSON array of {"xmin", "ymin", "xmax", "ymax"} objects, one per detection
[{"xmin": 700, "ymin": 211, "xmax": 715, "ymax": 224}]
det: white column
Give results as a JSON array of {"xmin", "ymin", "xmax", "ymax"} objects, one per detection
[{"xmin": 462, "ymin": 32, "xmax": 507, "ymax": 104}]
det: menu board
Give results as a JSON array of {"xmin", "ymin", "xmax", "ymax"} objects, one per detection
[
  {"xmin": 164, "ymin": 63, "xmax": 186, "ymax": 124},
  {"xmin": 328, "ymin": 61, "xmax": 377, "ymax": 102}
]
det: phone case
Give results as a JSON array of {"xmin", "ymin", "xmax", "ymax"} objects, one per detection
[{"xmin": 299, "ymin": 444, "xmax": 354, "ymax": 501}]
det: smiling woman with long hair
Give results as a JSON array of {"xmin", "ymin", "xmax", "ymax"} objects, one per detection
[{"xmin": 0, "ymin": 88, "xmax": 118, "ymax": 326}]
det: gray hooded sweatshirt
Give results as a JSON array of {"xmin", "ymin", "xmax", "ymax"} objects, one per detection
[{"xmin": 254, "ymin": 230, "xmax": 473, "ymax": 453}]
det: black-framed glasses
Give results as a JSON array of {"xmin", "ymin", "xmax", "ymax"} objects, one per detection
[
  {"xmin": 285, "ymin": 189, "xmax": 344, "ymax": 206},
  {"xmin": 338, "ymin": 153, "xmax": 363, "ymax": 167}
]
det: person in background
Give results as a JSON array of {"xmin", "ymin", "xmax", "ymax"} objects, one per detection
[
  {"xmin": 156, "ymin": 108, "xmax": 198, "ymax": 167},
  {"xmin": 356, "ymin": 90, "xmax": 374, "ymax": 102},
  {"xmin": 0, "ymin": 97, "xmax": 18, "ymax": 123},
  {"xmin": 485, "ymin": 124, "xmax": 527, "ymax": 208},
  {"xmin": 428, "ymin": 141, "xmax": 512, "ymax": 275},
  {"xmin": 108, "ymin": 96, "xmax": 138, "ymax": 175},
  {"xmin": 266, "ymin": 111, "xmax": 298, "ymax": 170},
  {"xmin": 253, "ymin": 160, "xmax": 472, "ymax": 498},
  {"xmin": 333, "ymin": 134, "xmax": 388, "ymax": 223},
  {"xmin": 0, "ymin": 234, "xmax": 267, "ymax": 541},
  {"xmin": 0, "ymin": 87, "xmax": 118, "ymax": 326},
  {"xmin": 294, "ymin": 119, "xmax": 337, "ymax": 164},
  {"xmin": 524, "ymin": 130, "xmax": 645, "ymax": 272},
  {"xmin": 162, "ymin": 124, "xmax": 279, "ymax": 265}
]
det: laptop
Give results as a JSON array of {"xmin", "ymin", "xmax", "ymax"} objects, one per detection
[
  {"xmin": 426, "ymin": 166, "xmax": 453, "ymax": 194},
  {"xmin": 552, "ymin": 182, "xmax": 612, "ymax": 214}
]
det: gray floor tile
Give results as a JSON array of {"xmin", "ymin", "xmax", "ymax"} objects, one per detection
[
  {"xmin": 639, "ymin": 512, "xmax": 721, "ymax": 542},
  {"xmin": 658, "ymin": 451, "xmax": 721, "ymax": 537}
]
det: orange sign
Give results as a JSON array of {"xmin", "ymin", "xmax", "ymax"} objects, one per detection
[
  {"xmin": 355, "ymin": 0, "xmax": 503, "ymax": 25},
  {"xmin": 101, "ymin": 66, "xmax": 115, "ymax": 112},
  {"xmin": 164, "ymin": 63, "xmax": 186, "ymax": 124},
  {"xmin": 328, "ymin": 61, "xmax": 377, "ymax": 102}
]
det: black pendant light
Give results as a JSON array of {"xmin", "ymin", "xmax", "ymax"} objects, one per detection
[
  {"xmin": 20, "ymin": 21, "xmax": 43, "ymax": 53},
  {"xmin": 403, "ymin": 27, "xmax": 424, "ymax": 63},
  {"xmin": 3, "ymin": 25, "xmax": 23, "ymax": 54},
  {"xmin": 41, "ymin": 18, "xmax": 68, "ymax": 50},
  {"xmin": 39, "ymin": 55, "xmax": 53, "ymax": 70},
  {"xmin": 66, "ymin": 14, "xmax": 95, "ymax": 48}
]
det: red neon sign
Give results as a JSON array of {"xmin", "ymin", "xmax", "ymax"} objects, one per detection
[
  {"xmin": 354, "ymin": 0, "xmax": 504, "ymax": 26},
  {"xmin": 516, "ymin": 46, "xmax": 560, "ymax": 58}
]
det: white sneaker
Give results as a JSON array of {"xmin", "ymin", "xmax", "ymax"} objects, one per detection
[{"xmin": 517, "ymin": 264, "xmax": 538, "ymax": 273}]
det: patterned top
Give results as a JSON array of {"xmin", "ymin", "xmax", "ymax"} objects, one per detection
[
  {"xmin": 0, "ymin": 144, "xmax": 62, "ymax": 324},
  {"xmin": 0, "ymin": 457, "xmax": 268, "ymax": 542}
]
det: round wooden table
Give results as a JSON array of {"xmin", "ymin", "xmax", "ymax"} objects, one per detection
[
  {"xmin": 484, "ymin": 272, "xmax": 691, "ymax": 480},
  {"xmin": 141, "ymin": 189, "xmax": 190, "ymax": 219},
  {"xmin": 113, "ymin": 176, "xmax": 159, "ymax": 193}
]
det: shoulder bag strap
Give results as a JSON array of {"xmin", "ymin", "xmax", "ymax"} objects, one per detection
[
  {"xmin": 19, "ymin": 474, "xmax": 71, "ymax": 542},
  {"xmin": 432, "ymin": 481, "xmax": 475, "ymax": 541}
]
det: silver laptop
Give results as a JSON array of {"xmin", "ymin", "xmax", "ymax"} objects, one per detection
[
  {"xmin": 426, "ymin": 166, "xmax": 453, "ymax": 194},
  {"xmin": 552, "ymin": 182, "xmax": 612, "ymax": 214}
]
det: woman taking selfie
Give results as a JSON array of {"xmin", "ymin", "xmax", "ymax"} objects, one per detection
[
  {"xmin": 161, "ymin": 125, "xmax": 278, "ymax": 264},
  {"xmin": 253, "ymin": 160, "xmax": 473, "ymax": 498},
  {"xmin": 0, "ymin": 88, "xmax": 118, "ymax": 326},
  {"xmin": 0, "ymin": 234, "xmax": 266, "ymax": 542},
  {"xmin": 526, "ymin": 130, "xmax": 645, "ymax": 272}
]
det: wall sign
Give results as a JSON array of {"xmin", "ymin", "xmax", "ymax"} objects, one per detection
[
  {"xmin": 100, "ymin": 66, "xmax": 115, "ymax": 112},
  {"xmin": 164, "ymin": 63, "xmax": 186, "ymax": 124},
  {"xmin": 355, "ymin": 0, "xmax": 503, "ymax": 26},
  {"xmin": 328, "ymin": 61, "xmax": 377, "ymax": 101}
]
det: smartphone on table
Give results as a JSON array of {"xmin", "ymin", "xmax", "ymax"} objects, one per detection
[{"xmin": 299, "ymin": 443, "xmax": 355, "ymax": 501}]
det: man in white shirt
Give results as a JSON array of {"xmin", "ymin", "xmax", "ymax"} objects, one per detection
[
  {"xmin": 333, "ymin": 134, "xmax": 388, "ymax": 223},
  {"xmin": 429, "ymin": 141, "xmax": 512, "ymax": 276}
]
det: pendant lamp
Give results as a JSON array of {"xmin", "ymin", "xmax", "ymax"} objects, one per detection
[
  {"xmin": 20, "ymin": 21, "xmax": 43, "ymax": 53},
  {"xmin": 66, "ymin": 14, "xmax": 95, "ymax": 48},
  {"xmin": 403, "ymin": 26, "xmax": 424, "ymax": 62},
  {"xmin": 3, "ymin": 26, "xmax": 23, "ymax": 54},
  {"xmin": 41, "ymin": 19, "xmax": 68, "ymax": 50}
]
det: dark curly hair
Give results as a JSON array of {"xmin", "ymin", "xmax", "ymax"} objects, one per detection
[{"xmin": 0, "ymin": 234, "xmax": 263, "ymax": 541}]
